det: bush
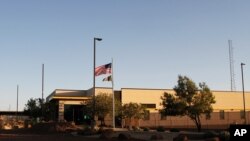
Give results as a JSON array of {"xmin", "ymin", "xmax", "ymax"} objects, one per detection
[
  {"xmin": 169, "ymin": 128, "xmax": 180, "ymax": 132},
  {"xmin": 150, "ymin": 134, "xmax": 164, "ymax": 140},
  {"xmin": 132, "ymin": 126, "xmax": 141, "ymax": 131},
  {"xmin": 219, "ymin": 131, "xmax": 230, "ymax": 141},
  {"xmin": 143, "ymin": 127, "xmax": 150, "ymax": 132},
  {"xmin": 186, "ymin": 133, "xmax": 204, "ymax": 140},
  {"xmin": 97, "ymin": 127, "xmax": 105, "ymax": 134},
  {"xmin": 99, "ymin": 129, "xmax": 114, "ymax": 139},
  {"xmin": 13, "ymin": 125, "xmax": 19, "ymax": 129},
  {"xmin": 118, "ymin": 133, "xmax": 131, "ymax": 140},
  {"xmin": 205, "ymin": 137, "xmax": 220, "ymax": 141},
  {"xmin": 78, "ymin": 126, "xmax": 97, "ymax": 136},
  {"xmin": 173, "ymin": 134, "xmax": 188, "ymax": 141},
  {"xmin": 156, "ymin": 126, "xmax": 165, "ymax": 132},
  {"xmin": 203, "ymin": 131, "xmax": 219, "ymax": 139},
  {"xmin": 104, "ymin": 128, "xmax": 114, "ymax": 134},
  {"xmin": 98, "ymin": 127, "xmax": 114, "ymax": 134},
  {"xmin": 0, "ymin": 121, "xmax": 3, "ymax": 129}
]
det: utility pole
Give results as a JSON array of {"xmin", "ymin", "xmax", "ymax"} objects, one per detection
[
  {"xmin": 228, "ymin": 40, "xmax": 236, "ymax": 91},
  {"xmin": 16, "ymin": 85, "xmax": 19, "ymax": 121}
]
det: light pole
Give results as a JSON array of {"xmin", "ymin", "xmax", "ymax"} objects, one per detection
[
  {"xmin": 241, "ymin": 63, "xmax": 246, "ymax": 124},
  {"xmin": 93, "ymin": 37, "xmax": 102, "ymax": 125}
]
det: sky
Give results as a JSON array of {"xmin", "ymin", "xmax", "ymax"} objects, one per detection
[{"xmin": 0, "ymin": 0, "xmax": 250, "ymax": 111}]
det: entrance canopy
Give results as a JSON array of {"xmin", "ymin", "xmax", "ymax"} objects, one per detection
[{"xmin": 46, "ymin": 89, "xmax": 92, "ymax": 102}]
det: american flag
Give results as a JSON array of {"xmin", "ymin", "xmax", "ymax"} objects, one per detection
[{"xmin": 95, "ymin": 63, "xmax": 112, "ymax": 76}]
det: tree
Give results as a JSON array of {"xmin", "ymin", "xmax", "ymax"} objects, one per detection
[
  {"xmin": 160, "ymin": 75, "xmax": 215, "ymax": 132},
  {"xmin": 24, "ymin": 98, "xmax": 56, "ymax": 121},
  {"xmin": 122, "ymin": 102, "xmax": 146, "ymax": 129},
  {"xmin": 114, "ymin": 98, "xmax": 123, "ymax": 126},
  {"xmin": 24, "ymin": 98, "xmax": 41, "ymax": 119},
  {"xmin": 86, "ymin": 93, "xmax": 113, "ymax": 126},
  {"xmin": 42, "ymin": 101, "xmax": 57, "ymax": 121}
]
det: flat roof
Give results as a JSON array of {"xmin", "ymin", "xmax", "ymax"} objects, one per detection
[{"xmin": 47, "ymin": 89, "xmax": 90, "ymax": 102}]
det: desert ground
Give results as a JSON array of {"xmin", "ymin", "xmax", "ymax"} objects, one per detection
[
  {"xmin": 0, "ymin": 127, "xmax": 179, "ymax": 141},
  {"xmin": 1, "ymin": 122, "xmax": 227, "ymax": 141}
]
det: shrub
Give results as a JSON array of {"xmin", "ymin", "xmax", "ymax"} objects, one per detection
[
  {"xmin": 156, "ymin": 126, "xmax": 165, "ymax": 132},
  {"xmin": 132, "ymin": 126, "xmax": 141, "ymax": 131},
  {"xmin": 186, "ymin": 133, "xmax": 204, "ymax": 140},
  {"xmin": 97, "ymin": 127, "xmax": 105, "ymax": 134},
  {"xmin": 219, "ymin": 131, "xmax": 230, "ymax": 141},
  {"xmin": 78, "ymin": 126, "xmax": 97, "ymax": 136},
  {"xmin": 118, "ymin": 133, "xmax": 131, "ymax": 140},
  {"xmin": 143, "ymin": 127, "xmax": 150, "ymax": 132},
  {"xmin": 173, "ymin": 134, "xmax": 188, "ymax": 141},
  {"xmin": 150, "ymin": 134, "xmax": 164, "ymax": 140},
  {"xmin": 203, "ymin": 131, "xmax": 219, "ymax": 139},
  {"xmin": 104, "ymin": 128, "xmax": 114, "ymax": 133},
  {"xmin": 169, "ymin": 128, "xmax": 180, "ymax": 132},
  {"xmin": 99, "ymin": 129, "xmax": 114, "ymax": 139},
  {"xmin": 205, "ymin": 137, "xmax": 220, "ymax": 141},
  {"xmin": 13, "ymin": 125, "xmax": 19, "ymax": 129},
  {"xmin": 0, "ymin": 121, "xmax": 3, "ymax": 129},
  {"xmin": 98, "ymin": 127, "xmax": 114, "ymax": 134}
]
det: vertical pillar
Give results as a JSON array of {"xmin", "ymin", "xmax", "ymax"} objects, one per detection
[{"xmin": 58, "ymin": 101, "xmax": 65, "ymax": 121}]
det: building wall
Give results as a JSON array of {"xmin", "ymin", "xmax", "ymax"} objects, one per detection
[
  {"xmin": 121, "ymin": 88, "xmax": 174, "ymax": 111},
  {"xmin": 95, "ymin": 87, "xmax": 113, "ymax": 95},
  {"xmin": 48, "ymin": 88, "xmax": 250, "ymax": 129},
  {"xmin": 121, "ymin": 88, "xmax": 250, "ymax": 129}
]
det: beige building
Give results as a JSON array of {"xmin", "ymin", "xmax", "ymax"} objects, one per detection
[{"xmin": 46, "ymin": 87, "xmax": 250, "ymax": 129}]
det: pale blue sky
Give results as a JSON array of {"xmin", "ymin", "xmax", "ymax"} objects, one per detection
[{"xmin": 0, "ymin": 0, "xmax": 249, "ymax": 111}]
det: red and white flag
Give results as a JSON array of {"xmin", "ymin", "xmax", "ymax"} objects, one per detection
[{"xmin": 95, "ymin": 63, "xmax": 112, "ymax": 76}]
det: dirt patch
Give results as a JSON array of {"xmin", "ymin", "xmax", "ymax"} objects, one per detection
[
  {"xmin": 0, "ymin": 134, "xmax": 145, "ymax": 141},
  {"xmin": 1, "ymin": 122, "xmax": 145, "ymax": 141},
  {"xmin": 0, "ymin": 122, "xmax": 80, "ymax": 135}
]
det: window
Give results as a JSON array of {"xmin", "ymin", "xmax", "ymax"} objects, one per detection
[
  {"xmin": 144, "ymin": 110, "xmax": 150, "ymax": 120},
  {"xmin": 219, "ymin": 110, "xmax": 225, "ymax": 120},
  {"xmin": 141, "ymin": 104, "xmax": 156, "ymax": 109}
]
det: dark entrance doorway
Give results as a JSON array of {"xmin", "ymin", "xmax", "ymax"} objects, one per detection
[{"xmin": 64, "ymin": 105, "xmax": 90, "ymax": 125}]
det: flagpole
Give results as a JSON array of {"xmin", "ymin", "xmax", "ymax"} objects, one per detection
[
  {"xmin": 112, "ymin": 58, "xmax": 115, "ymax": 128},
  {"xmin": 93, "ymin": 37, "xmax": 102, "ymax": 128},
  {"xmin": 42, "ymin": 64, "xmax": 44, "ymax": 119},
  {"xmin": 93, "ymin": 38, "xmax": 96, "ymax": 123}
]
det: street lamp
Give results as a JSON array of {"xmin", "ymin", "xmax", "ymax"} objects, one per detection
[
  {"xmin": 93, "ymin": 37, "xmax": 102, "ymax": 125},
  {"xmin": 241, "ymin": 63, "xmax": 246, "ymax": 124}
]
